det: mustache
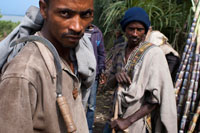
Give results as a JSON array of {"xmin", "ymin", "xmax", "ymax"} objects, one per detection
[
  {"xmin": 128, "ymin": 36, "xmax": 139, "ymax": 40},
  {"xmin": 61, "ymin": 30, "xmax": 84, "ymax": 38}
]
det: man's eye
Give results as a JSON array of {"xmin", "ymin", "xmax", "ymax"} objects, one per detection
[
  {"xmin": 60, "ymin": 11, "xmax": 70, "ymax": 18},
  {"xmin": 129, "ymin": 28, "xmax": 135, "ymax": 31},
  {"xmin": 137, "ymin": 28, "xmax": 145, "ymax": 31},
  {"xmin": 80, "ymin": 12, "xmax": 92, "ymax": 18}
]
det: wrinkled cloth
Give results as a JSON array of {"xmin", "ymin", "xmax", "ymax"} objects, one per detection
[
  {"xmin": 108, "ymin": 43, "xmax": 177, "ymax": 133},
  {"xmin": 0, "ymin": 6, "xmax": 43, "ymax": 69},
  {"xmin": 0, "ymin": 39, "xmax": 88, "ymax": 132},
  {"xmin": 85, "ymin": 24, "xmax": 106, "ymax": 76},
  {"xmin": 146, "ymin": 30, "xmax": 180, "ymax": 82},
  {"xmin": 76, "ymin": 33, "xmax": 96, "ymax": 88},
  {"xmin": 146, "ymin": 30, "xmax": 179, "ymax": 57},
  {"xmin": 0, "ymin": 5, "xmax": 96, "ymax": 88}
]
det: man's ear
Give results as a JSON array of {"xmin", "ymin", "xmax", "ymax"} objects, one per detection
[{"xmin": 39, "ymin": 0, "xmax": 48, "ymax": 19}]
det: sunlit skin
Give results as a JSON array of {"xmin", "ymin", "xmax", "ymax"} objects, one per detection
[{"xmin": 39, "ymin": 0, "xmax": 93, "ymax": 62}]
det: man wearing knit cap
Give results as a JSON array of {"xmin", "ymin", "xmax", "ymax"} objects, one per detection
[{"xmin": 104, "ymin": 7, "xmax": 177, "ymax": 133}]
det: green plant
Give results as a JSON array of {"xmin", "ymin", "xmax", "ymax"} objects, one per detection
[
  {"xmin": 0, "ymin": 20, "xmax": 19, "ymax": 40},
  {"xmin": 0, "ymin": 10, "xmax": 2, "ymax": 18},
  {"xmin": 99, "ymin": 0, "xmax": 192, "ymax": 53}
]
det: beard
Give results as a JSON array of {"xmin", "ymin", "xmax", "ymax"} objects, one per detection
[{"xmin": 128, "ymin": 36, "xmax": 140, "ymax": 45}]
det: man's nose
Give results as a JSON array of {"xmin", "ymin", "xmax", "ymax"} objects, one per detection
[
  {"xmin": 69, "ymin": 15, "xmax": 83, "ymax": 34},
  {"xmin": 132, "ymin": 29, "xmax": 138, "ymax": 36}
]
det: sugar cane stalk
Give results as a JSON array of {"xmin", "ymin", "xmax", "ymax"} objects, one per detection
[
  {"xmin": 175, "ymin": 1, "xmax": 200, "ymax": 98},
  {"xmin": 186, "ymin": 16, "xmax": 200, "ymax": 133},
  {"xmin": 112, "ymin": 85, "xmax": 128, "ymax": 133}
]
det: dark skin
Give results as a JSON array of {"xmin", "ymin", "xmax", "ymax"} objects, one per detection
[
  {"xmin": 110, "ymin": 22, "xmax": 158, "ymax": 131},
  {"xmin": 39, "ymin": 0, "xmax": 94, "ymax": 64},
  {"xmin": 111, "ymin": 103, "xmax": 157, "ymax": 130}
]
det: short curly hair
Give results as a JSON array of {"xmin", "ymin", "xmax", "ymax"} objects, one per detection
[{"xmin": 44, "ymin": 0, "xmax": 49, "ymax": 4}]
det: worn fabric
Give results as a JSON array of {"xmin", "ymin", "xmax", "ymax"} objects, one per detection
[
  {"xmin": 107, "ymin": 42, "xmax": 177, "ymax": 133},
  {"xmin": 146, "ymin": 30, "xmax": 180, "ymax": 82},
  {"xmin": 0, "ymin": 6, "xmax": 43, "ymax": 70},
  {"xmin": 0, "ymin": 34, "xmax": 89, "ymax": 132},
  {"xmin": 76, "ymin": 33, "xmax": 96, "ymax": 88},
  {"xmin": 82, "ymin": 25, "xmax": 106, "ymax": 133},
  {"xmin": 146, "ymin": 30, "xmax": 179, "ymax": 57},
  {"xmin": 109, "ymin": 42, "xmax": 140, "ymax": 77},
  {"xmin": 85, "ymin": 24, "xmax": 106, "ymax": 76}
]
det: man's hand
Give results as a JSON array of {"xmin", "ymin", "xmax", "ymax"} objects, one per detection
[
  {"xmin": 111, "ymin": 118, "xmax": 131, "ymax": 131},
  {"xmin": 99, "ymin": 73, "xmax": 106, "ymax": 85},
  {"xmin": 115, "ymin": 71, "xmax": 131, "ymax": 85}
]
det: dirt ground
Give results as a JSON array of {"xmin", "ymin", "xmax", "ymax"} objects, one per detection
[{"xmin": 93, "ymin": 90, "xmax": 113, "ymax": 133}]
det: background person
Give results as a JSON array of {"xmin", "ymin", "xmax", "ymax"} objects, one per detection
[
  {"xmin": 104, "ymin": 7, "xmax": 177, "ymax": 133},
  {"xmin": 82, "ymin": 24, "xmax": 106, "ymax": 133}
]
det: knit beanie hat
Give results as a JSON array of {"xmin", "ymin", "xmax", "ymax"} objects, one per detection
[{"xmin": 120, "ymin": 7, "xmax": 150, "ymax": 33}]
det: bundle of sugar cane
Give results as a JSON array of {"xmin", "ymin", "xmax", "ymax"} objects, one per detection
[
  {"xmin": 177, "ymin": 34, "xmax": 197, "ymax": 121},
  {"xmin": 175, "ymin": 1, "xmax": 200, "ymax": 99},
  {"xmin": 179, "ymin": 63, "xmax": 198, "ymax": 131},
  {"xmin": 177, "ymin": 1, "xmax": 200, "ymax": 132},
  {"xmin": 186, "ymin": 17, "xmax": 200, "ymax": 133},
  {"xmin": 187, "ymin": 104, "xmax": 200, "ymax": 133},
  {"xmin": 175, "ymin": 25, "xmax": 197, "ymax": 98},
  {"xmin": 190, "ymin": 47, "xmax": 200, "ymax": 113}
]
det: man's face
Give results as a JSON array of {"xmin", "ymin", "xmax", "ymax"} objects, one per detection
[
  {"xmin": 40, "ymin": 0, "xmax": 93, "ymax": 48},
  {"xmin": 125, "ymin": 21, "xmax": 145, "ymax": 46}
]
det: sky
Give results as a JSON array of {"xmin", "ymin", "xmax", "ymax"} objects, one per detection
[{"xmin": 0, "ymin": 0, "xmax": 39, "ymax": 16}]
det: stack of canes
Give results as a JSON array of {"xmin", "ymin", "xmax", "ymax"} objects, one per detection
[{"xmin": 174, "ymin": 1, "xmax": 200, "ymax": 132}]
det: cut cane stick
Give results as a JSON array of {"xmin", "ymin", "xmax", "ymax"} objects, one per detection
[
  {"xmin": 57, "ymin": 95, "xmax": 77, "ymax": 133},
  {"xmin": 112, "ymin": 85, "xmax": 120, "ymax": 133},
  {"xmin": 112, "ymin": 96, "xmax": 119, "ymax": 133},
  {"xmin": 112, "ymin": 85, "xmax": 128, "ymax": 133}
]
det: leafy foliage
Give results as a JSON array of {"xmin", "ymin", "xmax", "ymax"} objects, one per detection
[
  {"xmin": 95, "ymin": 0, "xmax": 192, "ymax": 53},
  {"xmin": 0, "ymin": 10, "xmax": 2, "ymax": 18},
  {"xmin": 0, "ymin": 21, "xmax": 19, "ymax": 40}
]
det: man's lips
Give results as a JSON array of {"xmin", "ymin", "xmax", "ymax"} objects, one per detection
[
  {"xmin": 64, "ymin": 35, "xmax": 82, "ymax": 42},
  {"xmin": 130, "ymin": 38, "xmax": 138, "ymax": 42}
]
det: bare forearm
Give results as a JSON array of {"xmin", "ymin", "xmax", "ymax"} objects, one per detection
[
  {"xmin": 111, "ymin": 103, "xmax": 158, "ymax": 130},
  {"xmin": 127, "ymin": 103, "xmax": 158, "ymax": 124}
]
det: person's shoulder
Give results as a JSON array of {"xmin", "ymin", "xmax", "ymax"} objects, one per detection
[
  {"xmin": 91, "ymin": 24, "xmax": 103, "ymax": 34},
  {"xmin": 142, "ymin": 42, "xmax": 165, "ymax": 58},
  {"xmin": 2, "ymin": 42, "xmax": 43, "ymax": 77},
  {"xmin": 113, "ymin": 42, "xmax": 126, "ymax": 50}
]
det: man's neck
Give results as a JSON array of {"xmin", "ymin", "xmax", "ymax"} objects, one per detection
[
  {"xmin": 127, "ymin": 42, "xmax": 139, "ymax": 51},
  {"xmin": 125, "ymin": 41, "xmax": 143, "ymax": 62},
  {"xmin": 40, "ymin": 28, "xmax": 71, "ymax": 63}
]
